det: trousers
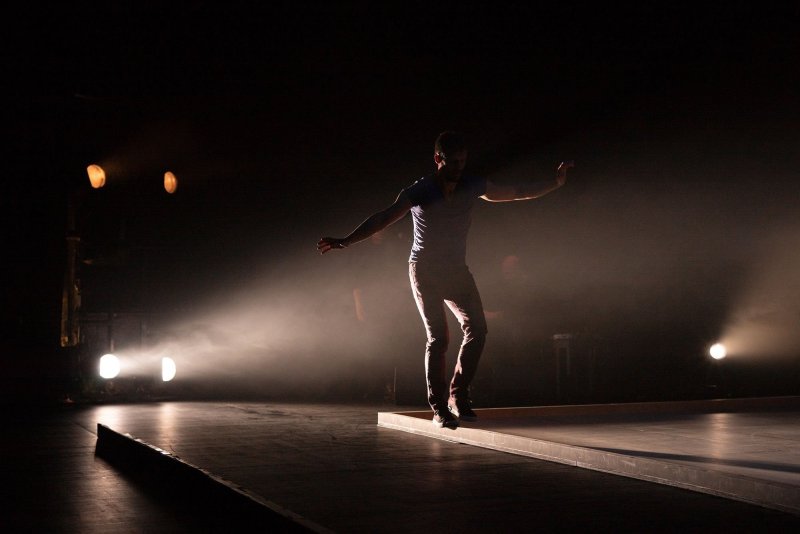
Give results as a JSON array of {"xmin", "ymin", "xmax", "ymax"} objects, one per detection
[{"xmin": 409, "ymin": 262, "xmax": 488, "ymax": 411}]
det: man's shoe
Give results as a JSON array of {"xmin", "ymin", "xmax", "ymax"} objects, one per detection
[
  {"xmin": 448, "ymin": 399, "xmax": 477, "ymax": 422},
  {"xmin": 432, "ymin": 409, "xmax": 459, "ymax": 429}
]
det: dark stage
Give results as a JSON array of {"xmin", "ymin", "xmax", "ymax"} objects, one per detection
[{"xmin": 7, "ymin": 398, "xmax": 800, "ymax": 532}]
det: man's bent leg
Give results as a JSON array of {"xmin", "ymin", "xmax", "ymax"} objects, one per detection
[{"xmin": 445, "ymin": 268, "xmax": 488, "ymax": 405}]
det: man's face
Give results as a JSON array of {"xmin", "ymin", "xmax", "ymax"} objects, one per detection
[{"xmin": 436, "ymin": 149, "xmax": 468, "ymax": 182}]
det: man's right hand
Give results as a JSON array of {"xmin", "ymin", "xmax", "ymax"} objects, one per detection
[
  {"xmin": 317, "ymin": 237, "xmax": 347, "ymax": 254},
  {"xmin": 556, "ymin": 161, "xmax": 574, "ymax": 187}
]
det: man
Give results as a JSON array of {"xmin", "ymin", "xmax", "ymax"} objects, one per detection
[{"xmin": 318, "ymin": 131, "xmax": 572, "ymax": 429}]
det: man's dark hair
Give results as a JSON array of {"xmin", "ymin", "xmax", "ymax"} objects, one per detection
[{"xmin": 435, "ymin": 131, "xmax": 467, "ymax": 157}]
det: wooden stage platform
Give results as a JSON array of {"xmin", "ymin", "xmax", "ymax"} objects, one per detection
[{"xmin": 378, "ymin": 397, "xmax": 800, "ymax": 516}]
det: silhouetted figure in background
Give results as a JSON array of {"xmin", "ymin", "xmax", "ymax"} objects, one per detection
[{"xmin": 319, "ymin": 131, "xmax": 572, "ymax": 428}]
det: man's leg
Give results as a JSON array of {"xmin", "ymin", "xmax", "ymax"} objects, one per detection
[
  {"xmin": 409, "ymin": 263, "xmax": 452, "ymax": 415},
  {"xmin": 444, "ymin": 267, "xmax": 487, "ymax": 415}
]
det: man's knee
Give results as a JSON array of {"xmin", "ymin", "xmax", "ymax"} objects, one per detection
[
  {"xmin": 463, "ymin": 320, "xmax": 487, "ymax": 344},
  {"xmin": 427, "ymin": 336, "xmax": 449, "ymax": 354}
]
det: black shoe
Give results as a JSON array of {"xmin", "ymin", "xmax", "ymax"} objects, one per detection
[
  {"xmin": 432, "ymin": 409, "xmax": 459, "ymax": 429},
  {"xmin": 448, "ymin": 399, "xmax": 477, "ymax": 422}
]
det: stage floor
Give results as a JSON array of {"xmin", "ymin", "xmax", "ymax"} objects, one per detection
[{"xmin": 19, "ymin": 398, "xmax": 800, "ymax": 532}]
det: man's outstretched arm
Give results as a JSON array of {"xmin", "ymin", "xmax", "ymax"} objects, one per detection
[
  {"xmin": 482, "ymin": 161, "xmax": 574, "ymax": 202},
  {"xmin": 317, "ymin": 192, "xmax": 413, "ymax": 254}
]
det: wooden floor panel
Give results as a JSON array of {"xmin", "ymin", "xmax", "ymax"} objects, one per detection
[{"xmin": 379, "ymin": 397, "xmax": 800, "ymax": 515}]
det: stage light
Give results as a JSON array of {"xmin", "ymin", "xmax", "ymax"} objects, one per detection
[
  {"xmin": 709, "ymin": 343, "xmax": 727, "ymax": 360},
  {"xmin": 164, "ymin": 171, "xmax": 178, "ymax": 194},
  {"xmin": 162, "ymin": 357, "xmax": 177, "ymax": 382},
  {"xmin": 87, "ymin": 164, "xmax": 106, "ymax": 189},
  {"xmin": 99, "ymin": 353, "xmax": 121, "ymax": 379}
]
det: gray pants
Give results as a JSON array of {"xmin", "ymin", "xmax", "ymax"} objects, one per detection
[{"xmin": 409, "ymin": 262, "xmax": 488, "ymax": 411}]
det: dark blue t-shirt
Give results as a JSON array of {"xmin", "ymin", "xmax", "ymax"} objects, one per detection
[{"xmin": 402, "ymin": 174, "xmax": 488, "ymax": 266}]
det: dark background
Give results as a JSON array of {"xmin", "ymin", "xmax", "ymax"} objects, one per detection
[{"xmin": 4, "ymin": 3, "xmax": 799, "ymax": 404}]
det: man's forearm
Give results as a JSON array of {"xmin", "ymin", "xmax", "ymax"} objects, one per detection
[
  {"xmin": 512, "ymin": 177, "xmax": 562, "ymax": 200},
  {"xmin": 484, "ymin": 177, "xmax": 562, "ymax": 202},
  {"xmin": 483, "ymin": 161, "xmax": 571, "ymax": 202},
  {"xmin": 319, "ymin": 193, "xmax": 411, "ymax": 253},
  {"xmin": 342, "ymin": 211, "xmax": 393, "ymax": 247}
]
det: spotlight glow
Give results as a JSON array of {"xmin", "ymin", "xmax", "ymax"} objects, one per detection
[
  {"xmin": 99, "ymin": 353, "xmax": 121, "ymax": 379},
  {"xmin": 709, "ymin": 343, "xmax": 727, "ymax": 360},
  {"xmin": 164, "ymin": 171, "xmax": 178, "ymax": 194},
  {"xmin": 162, "ymin": 357, "xmax": 177, "ymax": 382},
  {"xmin": 87, "ymin": 164, "xmax": 106, "ymax": 189}
]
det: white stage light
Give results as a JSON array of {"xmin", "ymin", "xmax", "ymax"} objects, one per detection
[
  {"xmin": 162, "ymin": 357, "xmax": 177, "ymax": 382},
  {"xmin": 709, "ymin": 343, "xmax": 727, "ymax": 360},
  {"xmin": 99, "ymin": 354, "xmax": 121, "ymax": 379}
]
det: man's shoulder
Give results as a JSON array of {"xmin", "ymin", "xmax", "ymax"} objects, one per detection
[
  {"xmin": 406, "ymin": 174, "xmax": 435, "ymax": 188},
  {"xmin": 406, "ymin": 173, "xmax": 485, "ymax": 189},
  {"xmin": 462, "ymin": 174, "xmax": 488, "ymax": 194},
  {"xmin": 462, "ymin": 174, "xmax": 487, "ymax": 184},
  {"xmin": 403, "ymin": 174, "xmax": 436, "ymax": 197}
]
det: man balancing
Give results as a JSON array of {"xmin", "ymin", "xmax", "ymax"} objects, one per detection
[{"xmin": 318, "ymin": 131, "xmax": 573, "ymax": 429}]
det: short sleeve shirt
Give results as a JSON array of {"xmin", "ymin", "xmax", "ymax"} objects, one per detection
[{"xmin": 402, "ymin": 174, "xmax": 488, "ymax": 266}]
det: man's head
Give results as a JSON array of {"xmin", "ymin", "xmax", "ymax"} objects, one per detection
[{"xmin": 434, "ymin": 131, "xmax": 468, "ymax": 182}]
